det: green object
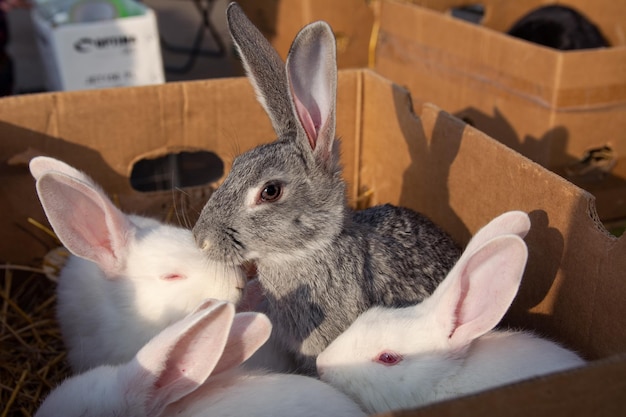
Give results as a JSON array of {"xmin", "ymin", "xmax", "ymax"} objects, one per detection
[
  {"xmin": 68, "ymin": 0, "xmax": 145, "ymax": 23},
  {"xmin": 108, "ymin": 0, "xmax": 144, "ymax": 18}
]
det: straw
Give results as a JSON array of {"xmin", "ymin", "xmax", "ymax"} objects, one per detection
[{"xmin": 0, "ymin": 265, "xmax": 71, "ymax": 417}]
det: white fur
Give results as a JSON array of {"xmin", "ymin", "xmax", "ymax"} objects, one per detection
[
  {"xmin": 317, "ymin": 211, "xmax": 586, "ymax": 414},
  {"xmin": 35, "ymin": 300, "xmax": 366, "ymax": 417},
  {"xmin": 30, "ymin": 156, "xmax": 246, "ymax": 372},
  {"xmin": 56, "ymin": 218, "xmax": 245, "ymax": 371}
]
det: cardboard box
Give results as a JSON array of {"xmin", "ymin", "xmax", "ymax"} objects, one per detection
[
  {"xmin": 31, "ymin": 7, "xmax": 165, "ymax": 91},
  {"xmin": 1, "ymin": 70, "xmax": 625, "ymax": 415},
  {"xmin": 373, "ymin": 0, "xmax": 626, "ymax": 222},
  {"xmin": 237, "ymin": 0, "xmax": 374, "ymax": 69}
]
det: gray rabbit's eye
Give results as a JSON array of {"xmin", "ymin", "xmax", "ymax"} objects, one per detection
[{"xmin": 258, "ymin": 181, "xmax": 283, "ymax": 203}]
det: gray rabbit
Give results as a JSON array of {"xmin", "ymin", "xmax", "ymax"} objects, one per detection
[{"xmin": 193, "ymin": 2, "xmax": 461, "ymax": 374}]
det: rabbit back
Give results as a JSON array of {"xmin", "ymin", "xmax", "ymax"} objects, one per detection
[
  {"xmin": 163, "ymin": 370, "xmax": 366, "ymax": 417},
  {"xmin": 441, "ymin": 330, "xmax": 585, "ymax": 400},
  {"xmin": 353, "ymin": 204, "xmax": 460, "ymax": 305}
]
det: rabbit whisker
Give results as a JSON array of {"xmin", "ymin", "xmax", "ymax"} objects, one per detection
[
  {"xmin": 225, "ymin": 227, "xmax": 245, "ymax": 250},
  {"xmin": 226, "ymin": 130, "xmax": 242, "ymax": 159}
]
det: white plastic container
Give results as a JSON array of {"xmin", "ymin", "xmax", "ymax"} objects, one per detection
[{"xmin": 32, "ymin": 4, "xmax": 165, "ymax": 91}]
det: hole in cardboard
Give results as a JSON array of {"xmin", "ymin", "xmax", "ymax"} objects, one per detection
[
  {"xmin": 130, "ymin": 151, "xmax": 224, "ymax": 192},
  {"xmin": 450, "ymin": 4, "xmax": 485, "ymax": 24}
]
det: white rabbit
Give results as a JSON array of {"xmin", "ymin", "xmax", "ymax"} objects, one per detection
[
  {"xmin": 30, "ymin": 156, "xmax": 247, "ymax": 372},
  {"xmin": 35, "ymin": 299, "xmax": 367, "ymax": 417},
  {"xmin": 316, "ymin": 211, "xmax": 586, "ymax": 414}
]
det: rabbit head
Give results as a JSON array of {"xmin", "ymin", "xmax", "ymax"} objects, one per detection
[
  {"xmin": 193, "ymin": 3, "xmax": 345, "ymax": 266},
  {"xmin": 35, "ymin": 299, "xmax": 271, "ymax": 417},
  {"xmin": 30, "ymin": 156, "xmax": 247, "ymax": 370},
  {"xmin": 316, "ymin": 212, "xmax": 531, "ymax": 413}
]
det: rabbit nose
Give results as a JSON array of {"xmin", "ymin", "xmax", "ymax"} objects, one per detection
[
  {"xmin": 200, "ymin": 239, "xmax": 212, "ymax": 251},
  {"xmin": 193, "ymin": 231, "xmax": 211, "ymax": 251},
  {"xmin": 192, "ymin": 226, "xmax": 210, "ymax": 249}
]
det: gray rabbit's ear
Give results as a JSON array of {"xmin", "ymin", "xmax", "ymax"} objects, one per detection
[
  {"xmin": 227, "ymin": 2, "xmax": 339, "ymax": 170},
  {"xmin": 226, "ymin": 2, "xmax": 296, "ymax": 137},
  {"xmin": 286, "ymin": 21, "xmax": 338, "ymax": 169}
]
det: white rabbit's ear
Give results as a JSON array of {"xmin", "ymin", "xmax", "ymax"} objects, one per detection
[
  {"xmin": 130, "ymin": 301, "xmax": 235, "ymax": 416},
  {"xmin": 190, "ymin": 298, "xmax": 225, "ymax": 315},
  {"xmin": 29, "ymin": 156, "xmax": 92, "ymax": 183},
  {"xmin": 226, "ymin": 2, "xmax": 294, "ymax": 138},
  {"xmin": 431, "ymin": 235, "xmax": 528, "ymax": 349},
  {"xmin": 35, "ymin": 172, "xmax": 134, "ymax": 277},
  {"xmin": 286, "ymin": 21, "xmax": 338, "ymax": 167},
  {"xmin": 212, "ymin": 312, "xmax": 272, "ymax": 374},
  {"xmin": 465, "ymin": 211, "xmax": 531, "ymax": 253}
]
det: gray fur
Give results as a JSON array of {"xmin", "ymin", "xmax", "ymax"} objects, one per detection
[{"xmin": 193, "ymin": 2, "xmax": 461, "ymax": 374}]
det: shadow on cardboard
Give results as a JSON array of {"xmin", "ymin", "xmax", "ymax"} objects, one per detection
[
  {"xmin": 455, "ymin": 106, "xmax": 626, "ymax": 223},
  {"xmin": 388, "ymin": 93, "xmax": 569, "ymax": 345},
  {"xmin": 391, "ymin": 84, "xmax": 470, "ymax": 244}
]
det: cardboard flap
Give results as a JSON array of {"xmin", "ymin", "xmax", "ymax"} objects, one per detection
[{"xmin": 0, "ymin": 78, "xmax": 273, "ymax": 186}]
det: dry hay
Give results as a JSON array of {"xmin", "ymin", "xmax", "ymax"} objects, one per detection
[{"xmin": 1, "ymin": 255, "xmax": 71, "ymax": 417}]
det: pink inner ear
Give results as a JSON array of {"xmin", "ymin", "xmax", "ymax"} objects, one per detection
[
  {"xmin": 137, "ymin": 302, "xmax": 234, "ymax": 417},
  {"xmin": 451, "ymin": 275, "xmax": 471, "ymax": 337},
  {"xmin": 212, "ymin": 313, "xmax": 271, "ymax": 375},
  {"xmin": 37, "ymin": 173, "xmax": 133, "ymax": 276},
  {"xmin": 293, "ymin": 93, "xmax": 319, "ymax": 150},
  {"xmin": 446, "ymin": 236, "xmax": 528, "ymax": 347}
]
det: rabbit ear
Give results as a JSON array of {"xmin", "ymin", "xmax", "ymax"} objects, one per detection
[
  {"xmin": 29, "ymin": 156, "xmax": 92, "ymax": 183},
  {"xmin": 212, "ymin": 312, "xmax": 272, "ymax": 375},
  {"xmin": 430, "ymin": 235, "xmax": 528, "ymax": 349},
  {"xmin": 286, "ymin": 21, "xmax": 338, "ymax": 168},
  {"xmin": 227, "ymin": 3, "xmax": 339, "ymax": 170},
  {"xmin": 130, "ymin": 301, "xmax": 235, "ymax": 416},
  {"xmin": 226, "ymin": 2, "xmax": 295, "ymax": 137},
  {"xmin": 35, "ymin": 172, "xmax": 134, "ymax": 277},
  {"xmin": 465, "ymin": 211, "xmax": 531, "ymax": 254},
  {"xmin": 190, "ymin": 298, "xmax": 225, "ymax": 315}
]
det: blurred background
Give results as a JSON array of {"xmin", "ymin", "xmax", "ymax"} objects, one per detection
[{"xmin": 5, "ymin": 0, "xmax": 238, "ymax": 93}]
